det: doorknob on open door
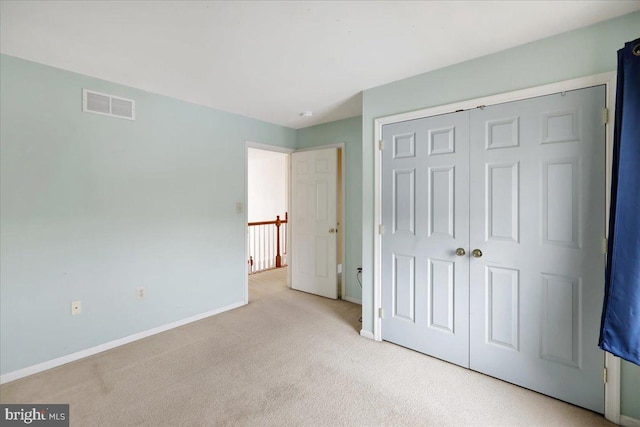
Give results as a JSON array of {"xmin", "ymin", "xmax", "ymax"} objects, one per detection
[
  {"xmin": 329, "ymin": 228, "xmax": 336, "ymax": 233},
  {"xmin": 472, "ymin": 249, "xmax": 483, "ymax": 258},
  {"xmin": 455, "ymin": 248, "xmax": 466, "ymax": 256}
]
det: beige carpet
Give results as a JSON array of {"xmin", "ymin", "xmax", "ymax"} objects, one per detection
[{"xmin": 1, "ymin": 268, "xmax": 612, "ymax": 426}]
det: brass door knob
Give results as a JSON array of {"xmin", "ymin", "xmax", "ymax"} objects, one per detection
[
  {"xmin": 455, "ymin": 248, "xmax": 466, "ymax": 256},
  {"xmin": 472, "ymin": 249, "xmax": 483, "ymax": 258},
  {"xmin": 329, "ymin": 228, "xmax": 336, "ymax": 234}
]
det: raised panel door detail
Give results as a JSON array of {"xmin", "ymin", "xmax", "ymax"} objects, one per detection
[
  {"xmin": 541, "ymin": 110, "xmax": 580, "ymax": 144},
  {"xmin": 393, "ymin": 133, "xmax": 416, "ymax": 159},
  {"xmin": 316, "ymin": 181, "xmax": 328, "ymax": 221},
  {"xmin": 298, "ymin": 160, "xmax": 309, "ymax": 174},
  {"xmin": 543, "ymin": 159, "xmax": 579, "ymax": 248},
  {"xmin": 382, "ymin": 110, "xmax": 470, "ymax": 370},
  {"xmin": 315, "ymin": 237, "xmax": 329, "ymax": 278},
  {"xmin": 315, "ymin": 158, "xmax": 329, "ymax": 172},
  {"xmin": 485, "ymin": 117, "xmax": 519, "ymax": 149},
  {"xmin": 298, "ymin": 234, "xmax": 313, "ymax": 274},
  {"xmin": 486, "ymin": 266, "xmax": 519, "ymax": 351},
  {"xmin": 393, "ymin": 169, "xmax": 416, "ymax": 235},
  {"xmin": 486, "ymin": 163, "xmax": 519, "ymax": 242},
  {"xmin": 429, "ymin": 166, "xmax": 455, "ymax": 238},
  {"xmin": 541, "ymin": 274, "xmax": 581, "ymax": 368},
  {"xmin": 296, "ymin": 181, "xmax": 309, "ymax": 220},
  {"xmin": 428, "ymin": 126, "xmax": 455, "ymax": 155},
  {"xmin": 393, "ymin": 254, "xmax": 415, "ymax": 322},
  {"xmin": 428, "ymin": 259, "xmax": 455, "ymax": 333}
]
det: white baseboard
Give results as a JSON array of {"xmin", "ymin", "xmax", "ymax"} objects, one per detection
[
  {"xmin": 360, "ymin": 329, "xmax": 374, "ymax": 340},
  {"xmin": 621, "ymin": 415, "xmax": 640, "ymax": 427},
  {"xmin": 0, "ymin": 300, "xmax": 246, "ymax": 384},
  {"xmin": 343, "ymin": 296, "xmax": 362, "ymax": 305}
]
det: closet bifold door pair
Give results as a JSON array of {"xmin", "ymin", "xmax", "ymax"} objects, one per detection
[{"xmin": 381, "ymin": 85, "xmax": 606, "ymax": 413}]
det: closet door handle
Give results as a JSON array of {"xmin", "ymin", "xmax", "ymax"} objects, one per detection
[
  {"xmin": 472, "ymin": 249, "xmax": 483, "ymax": 258},
  {"xmin": 455, "ymin": 248, "xmax": 466, "ymax": 256}
]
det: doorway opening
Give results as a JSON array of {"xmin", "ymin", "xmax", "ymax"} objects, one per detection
[
  {"xmin": 247, "ymin": 148, "xmax": 290, "ymax": 274},
  {"xmin": 246, "ymin": 146, "xmax": 291, "ymax": 300},
  {"xmin": 245, "ymin": 143, "xmax": 345, "ymax": 304}
]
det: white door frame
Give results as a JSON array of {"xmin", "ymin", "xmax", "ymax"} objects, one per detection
[
  {"xmin": 292, "ymin": 143, "xmax": 347, "ymax": 300},
  {"xmin": 244, "ymin": 141, "xmax": 295, "ymax": 303},
  {"xmin": 372, "ymin": 72, "xmax": 621, "ymax": 422},
  {"xmin": 244, "ymin": 142, "xmax": 348, "ymax": 301}
]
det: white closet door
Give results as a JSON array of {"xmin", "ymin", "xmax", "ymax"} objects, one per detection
[
  {"xmin": 381, "ymin": 111, "xmax": 470, "ymax": 367},
  {"xmin": 380, "ymin": 85, "xmax": 606, "ymax": 413},
  {"xmin": 468, "ymin": 86, "xmax": 606, "ymax": 413}
]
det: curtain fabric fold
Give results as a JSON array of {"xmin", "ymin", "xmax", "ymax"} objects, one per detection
[{"xmin": 599, "ymin": 38, "xmax": 640, "ymax": 365}]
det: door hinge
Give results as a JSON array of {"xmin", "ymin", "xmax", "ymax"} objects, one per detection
[
  {"xmin": 379, "ymin": 140, "xmax": 384, "ymax": 150},
  {"xmin": 603, "ymin": 237, "xmax": 608, "ymax": 254},
  {"xmin": 379, "ymin": 224, "xmax": 384, "ymax": 235},
  {"xmin": 602, "ymin": 108, "xmax": 609, "ymax": 125},
  {"xmin": 378, "ymin": 308, "xmax": 384, "ymax": 319},
  {"xmin": 604, "ymin": 367, "xmax": 608, "ymax": 383}
]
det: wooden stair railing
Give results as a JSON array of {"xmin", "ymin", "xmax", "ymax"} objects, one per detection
[{"xmin": 248, "ymin": 213, "xmax": 288, "ymax": 274}]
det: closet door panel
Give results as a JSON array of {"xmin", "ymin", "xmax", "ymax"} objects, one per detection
[
  {"xmin": 468, "ymin": 86, "xmax": 606, "ymax": 413},
  {"xmin": 381, "ymin": 111, "xmax": 470, "ymax": 367}
]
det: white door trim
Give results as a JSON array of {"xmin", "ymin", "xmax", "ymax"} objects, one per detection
[
  {"xmin": 606, "ymin": 352, "xmax": 621, "ymax": 424},
  {"xmin": 292, "ymin": 143, "xmax": 347, "ymax": 300},
  {"xmin": 372, "ymin": 72, "xmax": 619, "ymax": 421},
  {"xmin": 244, "ymin": 141, "xmax": 295, "ymax": 304}
]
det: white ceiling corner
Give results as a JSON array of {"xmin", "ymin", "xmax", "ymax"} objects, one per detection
[{"xmin": 1, "ymin": 1, "xmax": 638, "ymax": 129}]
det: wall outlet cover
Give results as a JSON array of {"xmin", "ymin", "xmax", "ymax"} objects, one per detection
[{"xmin": 71, "ymin": 301, "xmax": 81, "ymax": 315}]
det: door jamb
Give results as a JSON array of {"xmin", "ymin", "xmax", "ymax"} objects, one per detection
[
  {"xmin": 244, "ymin": 141, "xmax": 294, "ymax": 304},
  {"xmin": 372, "ymin": 72, "xmax": 619, "ymax": 422},
  {"xmin": 293, "ymin": 143, "xmax": 347, "ymax": 300}
]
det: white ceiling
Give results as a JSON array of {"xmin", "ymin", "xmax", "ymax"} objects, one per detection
[{"xmin": 1, "ymin": 1, "xmax": 639, "ymax": 129}]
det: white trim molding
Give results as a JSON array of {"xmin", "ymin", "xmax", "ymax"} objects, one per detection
[
  {"xmin": 605, "ymin": 352, "xmax": 621, "ymax": 424},
  {"xmin": 372, "ymin": 72, "xmax": 618, "ymax": 419},
  {"xmin": 360, "ymin": 329, "xmax": 375, "ymax": 340},
  {"xmin": 0, "ymin": 300, "xmax": 245, "ymax": 384},
  {"xmin": 621, "ymin": 416, "xmax": 640, "ymax": 427},
  {"xmin": 344, "ymin": 296, "xmax": 362, "ymax": 305},
  {"xmin": 245, "ymin": 141, "xmax": 295, "ymax": 154}
]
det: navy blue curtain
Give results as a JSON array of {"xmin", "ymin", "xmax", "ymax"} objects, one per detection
[{"xmin": 599, "ymin": 38, "xmax": 640, "ymax": 365}]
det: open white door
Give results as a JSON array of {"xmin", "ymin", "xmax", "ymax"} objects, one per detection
[{"xmin": 290, "ymin": 148, "xmax": 338, "ymax": 299}]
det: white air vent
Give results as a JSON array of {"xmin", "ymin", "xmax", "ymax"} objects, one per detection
[{"xmin": 82, "ymin": 89, "xmax": 135, "ymax": 120}]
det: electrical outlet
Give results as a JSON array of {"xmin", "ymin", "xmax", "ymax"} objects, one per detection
[
  {"xmin": 71, "ymin": 300, "xmax": 81, "ymax": 315},
  {"xmin": 136, "ymin": 287, "xmax": 146, "ymax": 300}
]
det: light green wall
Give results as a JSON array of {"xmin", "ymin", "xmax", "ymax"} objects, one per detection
[
  {"xmin": 1, "ymin": 12, "xmax": 638, "ymax": 416},
  {"xmin": 0, "ymin": 54, "xmax": 296, "ymax": 375},
  {"xmin": 296, "ymin": 116, "xmax": 363, "ymax": 302},
  {"xmin": 361, "ymin": 11, "xmax": 640, "ymax": 417}
]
